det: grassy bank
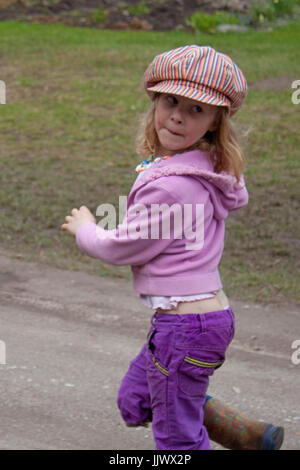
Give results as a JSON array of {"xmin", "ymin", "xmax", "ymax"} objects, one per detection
[{"xmin": 0, "ymin": 20, "xmax": 299, "ymax": 307}]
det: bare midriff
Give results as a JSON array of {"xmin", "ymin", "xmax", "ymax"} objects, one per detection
[{"xmin": 156, "ymin": 289, "xmax": 230, "ymax": 314}]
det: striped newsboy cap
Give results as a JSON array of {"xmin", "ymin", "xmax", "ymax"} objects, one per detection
[{"xmin": 144, "ymin": 45, "xmax": 247, "ymax": 116}]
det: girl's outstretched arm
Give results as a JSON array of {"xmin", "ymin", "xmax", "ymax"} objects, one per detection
[{"xmin": 73, "ymin": 184, "xmax": 177, "ymax": 266}]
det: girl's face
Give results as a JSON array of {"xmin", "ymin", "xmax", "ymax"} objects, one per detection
[{"xmin": 154, "ymin": 93, "xmax": 219, "ymax": 156}]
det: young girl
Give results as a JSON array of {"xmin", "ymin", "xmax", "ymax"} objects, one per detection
[{"xmin": 61, "ymin": 45, "xmax": 283, "ymax": 450}]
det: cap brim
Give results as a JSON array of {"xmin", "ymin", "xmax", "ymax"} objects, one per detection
[{"xmin": 146, "ymin": 80, "xmax": 231, "ymax": 109}]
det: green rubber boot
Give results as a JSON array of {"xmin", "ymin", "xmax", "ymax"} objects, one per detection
[{"xmin": 204, "ymin": 396, "xmax": 284, "ymax": 450}]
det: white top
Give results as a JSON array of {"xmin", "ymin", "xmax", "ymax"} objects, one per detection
[{"xmin": 140, "ymin": 292, "xmax": 219, "ymax": 310}]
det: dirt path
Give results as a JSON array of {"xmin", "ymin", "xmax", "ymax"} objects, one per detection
[{"xmin": 0, "ymin": 253, "xmax": 299, "ymax": 449}]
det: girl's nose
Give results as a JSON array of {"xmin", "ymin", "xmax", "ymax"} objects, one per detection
[{"xmin": 170, "ymin": 108, "xmax": 183, "ymax": 124}]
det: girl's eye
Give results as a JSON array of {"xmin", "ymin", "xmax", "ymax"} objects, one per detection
[
  {"xmin": 192, "ymin": 105, "xmax": 202, "ymax": 113},
  {"xmin": 166, "ymin": 95, "xmax": 177, "ymax": 105}
]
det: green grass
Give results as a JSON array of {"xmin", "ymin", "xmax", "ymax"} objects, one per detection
[{"xmin": 0, "ymin": 20, "xmax": 299, "ymax": 307}]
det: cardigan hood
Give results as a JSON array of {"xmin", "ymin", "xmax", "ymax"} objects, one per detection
[{"xmin": 129, "ymin": 149, "xmax": 248, "ymax": 221}]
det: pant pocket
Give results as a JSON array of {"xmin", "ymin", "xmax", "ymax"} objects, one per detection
[{"xmin": 177, "ymin": 354, "xmax": 224, "ymax": 398}]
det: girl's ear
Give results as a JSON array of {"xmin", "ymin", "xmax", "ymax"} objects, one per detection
[
  {"xmin": 208, "ymin": 122, "xmax": 217, "ymax": 132},
  {"xmin": 208, "ymin": 118, "xmax": 219, "ymax": 132},
  {"xmin": 209, "ymin": 106, "xmax": 227, "ymax": 132}
]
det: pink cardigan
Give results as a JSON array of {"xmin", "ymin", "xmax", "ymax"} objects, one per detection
[{"xmin": 76, "ymin": 150, "xmax": 249, "ymax": 296}]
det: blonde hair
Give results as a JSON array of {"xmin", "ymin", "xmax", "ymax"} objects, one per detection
[{"xmin": 136, "ymin": 95, "xmax": 245, "ymax": 183}]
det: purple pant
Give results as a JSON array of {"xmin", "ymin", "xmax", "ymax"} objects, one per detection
[{"xmin": 117, "ymin": 308, "xmax": 235, "ymax": 450}]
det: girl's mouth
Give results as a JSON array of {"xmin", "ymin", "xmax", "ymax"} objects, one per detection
[{"xmin": 166, "ymin": 128, "xmax": 182, "ymax": 136}]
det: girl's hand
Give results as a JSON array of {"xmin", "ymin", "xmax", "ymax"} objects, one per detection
[{"xmin": 60, "ymin": 205, "xmax": 96, "ymax": 236}]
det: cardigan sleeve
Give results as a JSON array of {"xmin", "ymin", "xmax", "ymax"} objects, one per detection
[{"xmin": 75, "ymin": 183, "xmax": 180, "ymax": 266}]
